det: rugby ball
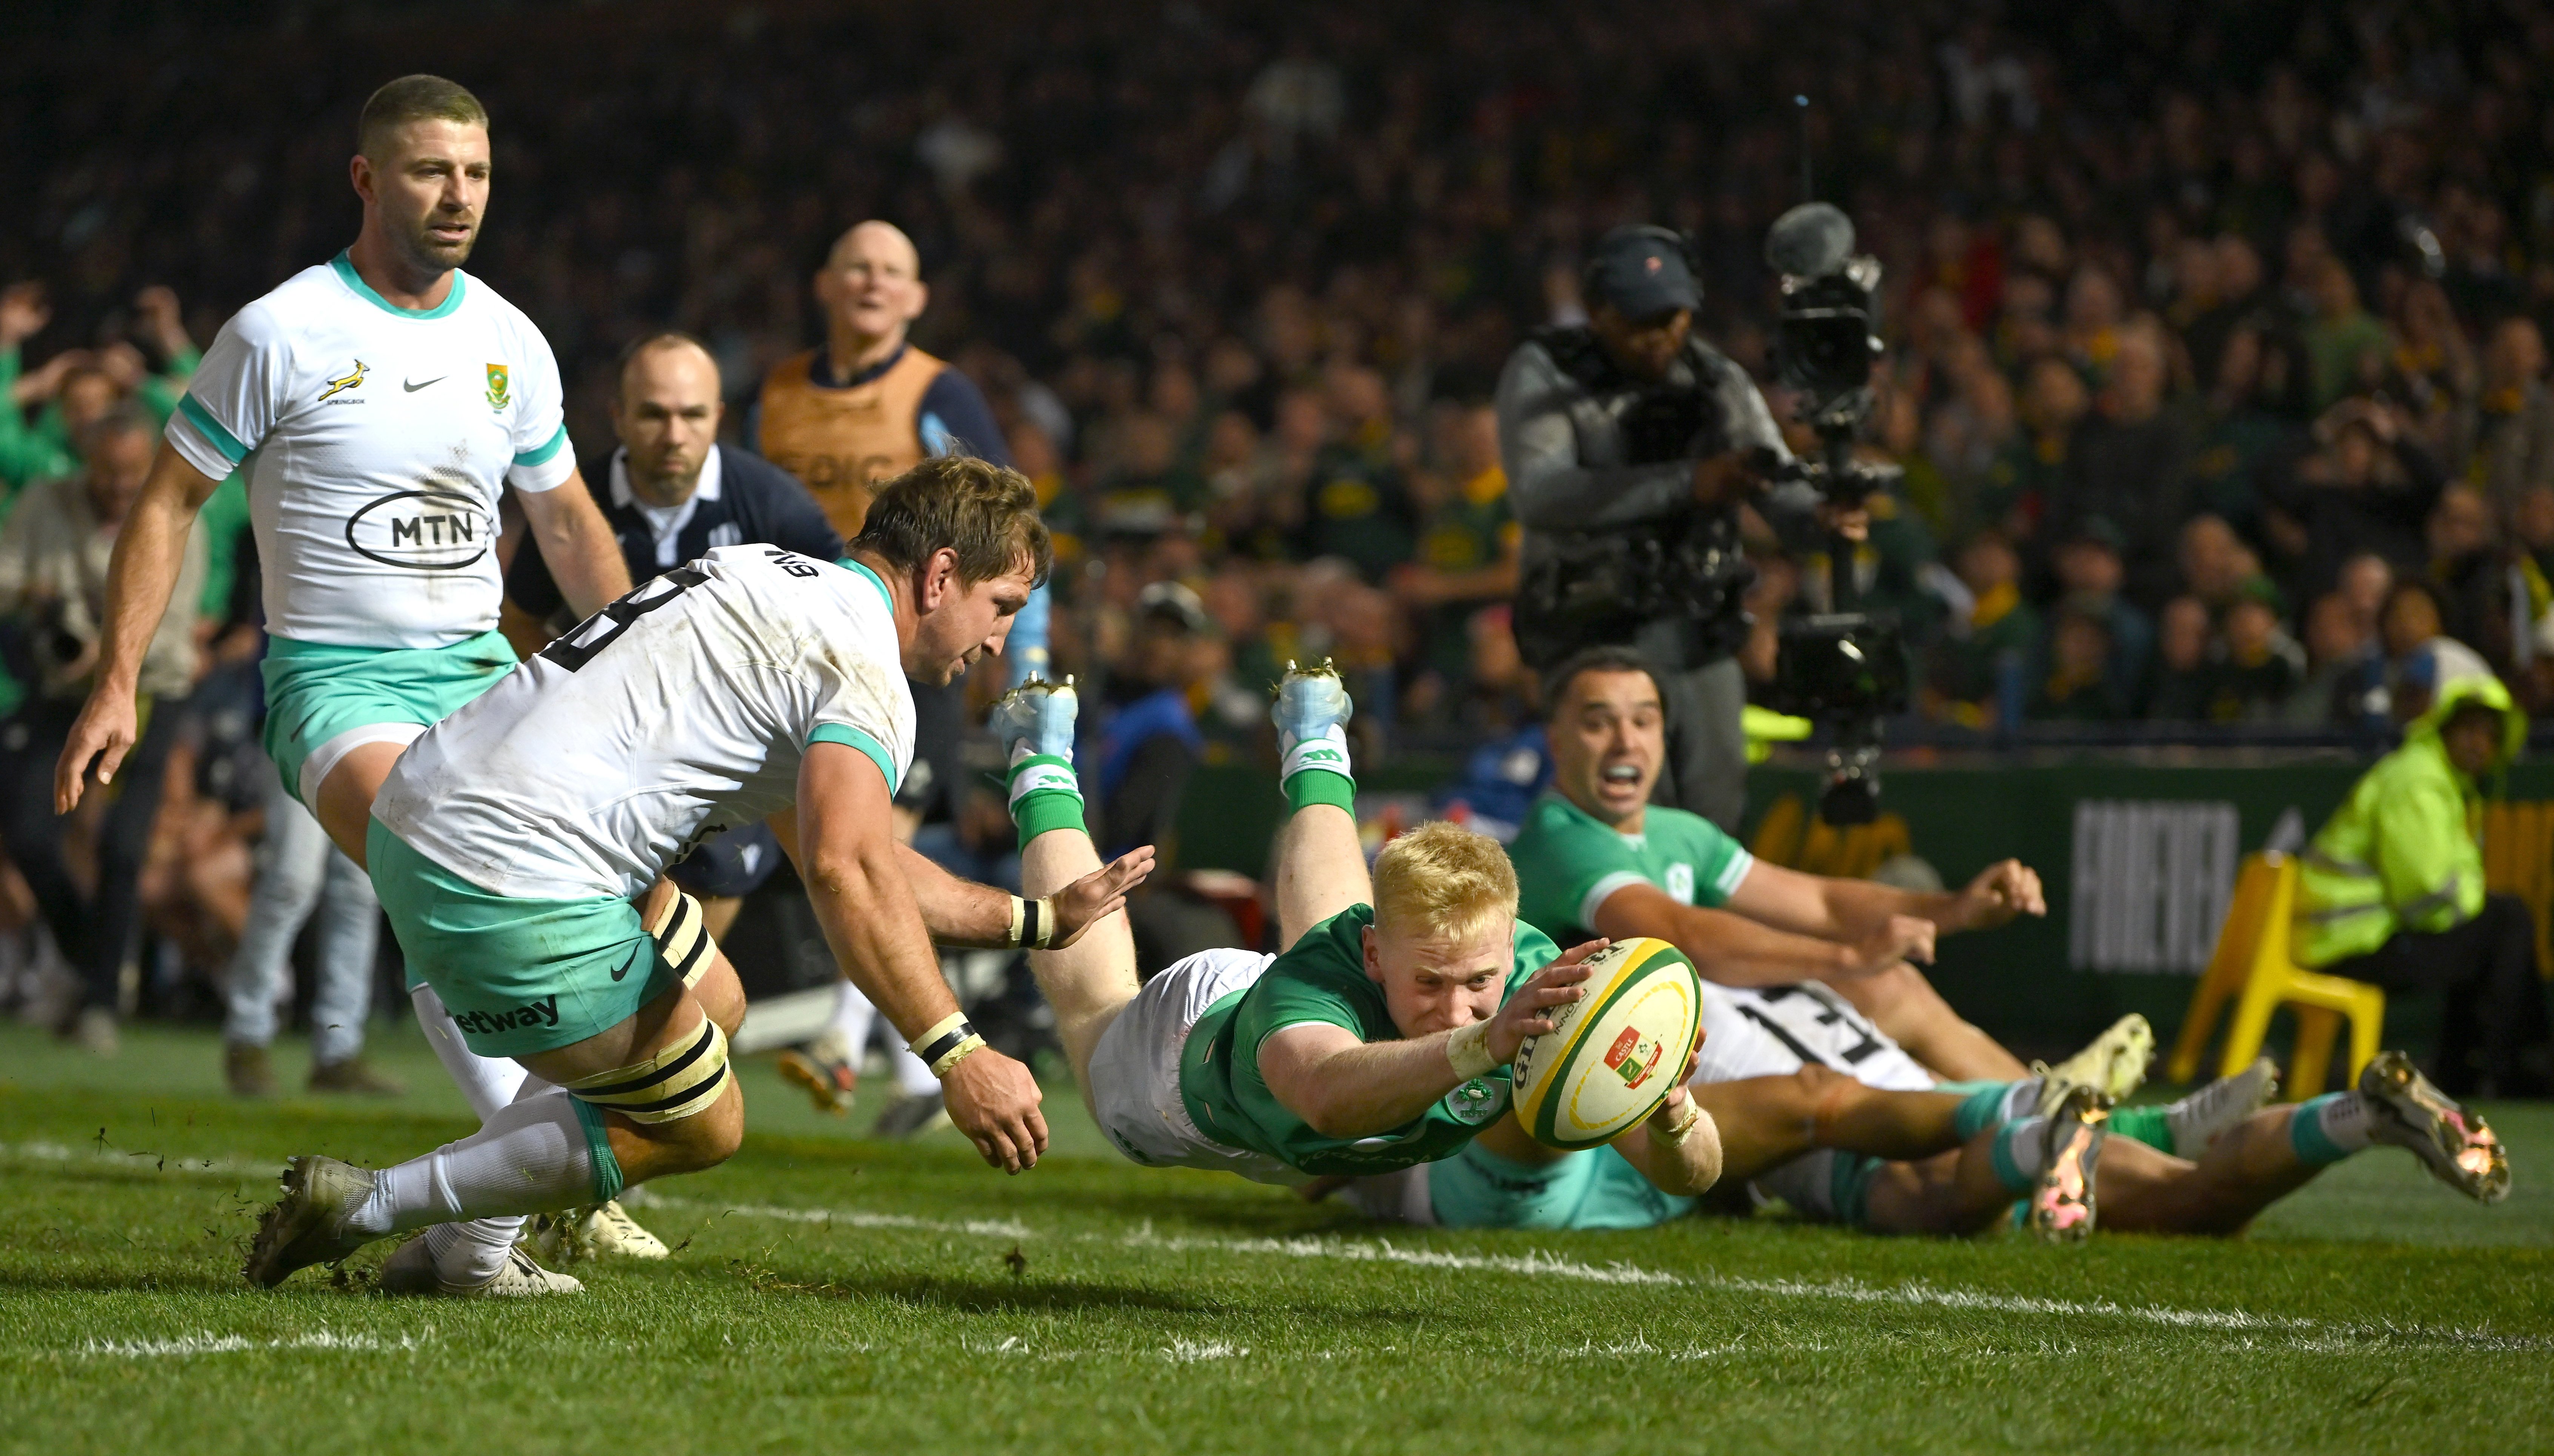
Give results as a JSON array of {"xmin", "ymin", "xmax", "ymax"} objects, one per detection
[{"xmin": 1510, "ymin": 937, "xmax": 1704, "ymax": 1150}]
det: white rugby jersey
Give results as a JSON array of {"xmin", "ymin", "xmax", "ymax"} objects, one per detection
[
  {"xmin": 375, "ymin": 544, "xmax": 915, "ymax": 900},
  {"xmin": 165, "ymin": 252, "xmax": 576, "ymax": 649}
]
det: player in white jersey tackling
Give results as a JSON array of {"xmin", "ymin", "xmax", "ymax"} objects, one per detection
[
  {"xmin": 243, "ymin": 460, "xmax": 1152, "ymax": 1290},
  {"xmin": 54, "ymin": 76, "xmax": 643, "ymax": 1293}
]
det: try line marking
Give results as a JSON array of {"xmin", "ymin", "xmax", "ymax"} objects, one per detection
[{"xmin": 651, "ymin": 1193, "xmax": 2548, "ymax": 1350}]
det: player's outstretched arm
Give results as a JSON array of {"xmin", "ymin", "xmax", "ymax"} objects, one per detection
[
  {"xmin": 895, "ymin": 839, "xmax": 1155, "ymax": 949},
  {"xmin": 1594, "ymin": 884, "xmax": 1924, "ymax": 987},
  {"xmin": 516, "ymin": 468, "xmax": 632, "ymax": 618},
  {"xmin": 54, "ymin": 439, "xmax": 221, "ymax": 811},
  {"xmin": 1724, "ymin": 857, "xmax": 2044, "ymax": 946},
  {"xmin": 796, "ymin": 739, "xmax": 1047, "ymax": 1173},
  {"xmin": 1257, "ymin": 950, "xmax": 1595, "ymax": 1139}
]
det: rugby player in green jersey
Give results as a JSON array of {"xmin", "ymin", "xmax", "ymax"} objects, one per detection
[
  {"xmin": 1322, "ymin": 648, "xmax": 2508, "ymax": 1238},
  {"xmin": 979, "ymin": 663, "xmax": 1723, "ymax": 1193}
]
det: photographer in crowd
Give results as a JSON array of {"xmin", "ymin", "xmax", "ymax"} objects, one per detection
[{"xmin": 1498, "ymin": 226, "xmax": 1795, "ymax": 832}]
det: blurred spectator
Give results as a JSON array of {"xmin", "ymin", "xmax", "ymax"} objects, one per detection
[
  {"xmin": 2146, "ymin": 595, "xmax": 2217, "ymax": 721},
  {"xmin": 0, "ymin": 411, "xmax": 204, "ymax": 1054},
  {"xmin": 1930, "ymin": 532, "xmax": 2038, "ymax": 727},
  {"xmin": 2283, "ymin": 590, "xmax": 2390, "ymax": 733},
  {"xmin": 2474, "ymin": 318, "xmax": 2554, "ymax": 507},
  {"xmin": 2047, "ymin": 518, "xmax": 2152, "ymax": 708},
  {"xmin": 2213, "ymin": 586, "xmax": 2306, "ymax": 722},
  {"xmin": 2300, "ymin": 257, "xmax": 2389, "ymax": 411},
  {"xmin": 2261, "ymin": 398, "xmax": 2445, "ymax": 603},
  {"xmin": 2028, "ymin": 603, "xmax": 2127, "ymax": 723},
  {"xmin": 2048, "ymin": 327, "xmax": 2186, "ymax": 607},
  {"xmin": 2422, "ymin": 483, "xmax": 2509, "ymax": 665},
  {"xmin": 1393, "ymin": 399, "xmax": 1518, "ymax": 718},
  {"xmin": 2381, "ymin": 578, "xmax": 2493, "ymax": 724}
]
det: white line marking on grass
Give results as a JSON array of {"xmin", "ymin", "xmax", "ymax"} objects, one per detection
[
  {"xmin": 675, "ymin": 1199, "xmax": 2551, "ymax": 1349},
  {"xmin": 76, "ymin": 1328, "xmax": 432, "ymax": 1359},
  {"xmin": 1163, "ymin": 1339, "xmax": 1247, "ymax": 1362},
  {"xmin": 0, "ymin": 1140, "xmax": 270, "ymax": 1178},
  {"xmin": 643, "ymin": 1193, "xmax": 1033, "ymax": 1241}
]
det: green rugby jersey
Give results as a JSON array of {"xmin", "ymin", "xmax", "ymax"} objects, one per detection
[
  {"xmin": 1508, "ymin": 791, "xmax": 1754, "ymax": 946},
  {"xmin": 1176, "ymin": 904, "xmax": 1559, "ymax": 1175}
]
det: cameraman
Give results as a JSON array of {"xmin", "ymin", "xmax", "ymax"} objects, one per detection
[{"xmin": 1498, "ymin": 226, "xmax": 1794, "ymax": 832}]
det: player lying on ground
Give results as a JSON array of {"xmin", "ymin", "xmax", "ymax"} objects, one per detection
[
  {"xmin": 1515, "ymin": 645, "xmax": 2162, "ymax": 1106},
  {"xmin": 989, "ymin": 664, "xmax": 1722, "ymax": 1192},
  {"xmin": 52, "ymin": 76, "xmax": 658, "ymax": 1290},
  {"xmin": 1516, "ymin": 645, "xmax": 2088, "ymax": 1086},
  {"xmin": 243, "ymin": 461, "xmax": 1152, "ymax": 1291},
  {"xmin": 1332, "ymin": 977, "xmax": 2509, "ymax": 1238}
]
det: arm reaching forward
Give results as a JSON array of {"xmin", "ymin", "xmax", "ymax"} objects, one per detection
[
  {"xmin": 55, "ymin": 439, "xmax": 223, "ymax": 810},
  {"xmin": 795, "ymin": 739, "xmax": 1048, "ymax": 1172},
  {"xmin": 1255, "ymin": 950, "xmax": 1597, "ymax": 1140}
]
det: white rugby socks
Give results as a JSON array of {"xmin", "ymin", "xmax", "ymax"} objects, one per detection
[
  {"xmin": 349, "ymin": 1088, "xmax": 595, "ymax": 1237},
  {"xmin": 828, "ymin": 981, "xmax": 940, "ymax": 1096},
  {"xmin": 412, "ymin": 983, "xmax": 531, "ymax": 1117}
]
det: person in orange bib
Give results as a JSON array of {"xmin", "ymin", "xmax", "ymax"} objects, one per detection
[{"xmin": 755, "ymin": 220, "xmax": 1049, "ymax": 1125}]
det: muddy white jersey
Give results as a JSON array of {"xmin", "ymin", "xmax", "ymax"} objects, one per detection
[
  {"xmin": 376, "ymin": 545, "xmax": 914, "ymax": 900},
  {"xmin": 165, "ymin": 252, "xmax": 575, "ymax": 649},
  {"xmin": 1689, "ymin": 982, "xmax": 1937, "ymax": 1093}
]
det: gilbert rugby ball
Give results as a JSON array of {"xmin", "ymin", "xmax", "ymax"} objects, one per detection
[{"xmin": 1510, "ymin": 937, "xmax": 1704, "ymax": 1150}]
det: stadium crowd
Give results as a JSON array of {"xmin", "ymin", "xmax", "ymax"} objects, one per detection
[{"xmin": 6, "ymin": 0, "xmax": 2554, "ymax": 1050}]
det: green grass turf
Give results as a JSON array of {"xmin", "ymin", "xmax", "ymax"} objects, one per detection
[{"xmin": 2, "ymin": 1019, "xmax": 2550, "ymax": 1455}]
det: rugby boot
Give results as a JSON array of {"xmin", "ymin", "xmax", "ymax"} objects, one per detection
[
  {"xmin": 776, "ymin": 1030, "xmax": 859, "ymax": 1116},
  {"xmin": 2163, "ymin": 1058, "xmax": 2278, "ymax": 1156},
  {"xmin": 308, "ymin": 1056, "xmax": 406, "ymax": 1097},
  {"xmin": 874, "ymin": 1089, "xmax": 952, "ymax": 1139},
  {"xmin": 2033, "ymin": 1013, "xmax": 2153, "ymax": 1116},
  {"xmin": 988, "ymin": 673, "xmax": 1081, "ymax": 763},
  {"xmin": 2359, "ymin": 1050, "xmax": 2510, "ymax": 1204},
  {"xmin": 2025, "ymin": 1085, "xmax": 2109, "ymax": 1244},
  {"xmin": 244, "ymin": 1155, "xmax": 382, "ymax": 1287},
  {"xmin": 532, "ymin": 1199, "xmax": 671, "ymax": 1264},
  {"xmin": 1272, "ymin": 659, "xmax": 1353, "ymax": 752},
  {"xmin": 380, "ymin": 1236, "xmax": 584, "ymax": 1297},
  {"xmin": 225, "ymin": 1041, "xmax": 278, "ymax": 1099}
]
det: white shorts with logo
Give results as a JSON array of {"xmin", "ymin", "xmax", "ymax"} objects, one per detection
[
  {"xmin": 1693, "ymin": 982, "xmax": 1937, "ymax": 1219},
  {"xmin": 1086, "ymin": 947, "xmax": 1302, "ymax": 1185}
]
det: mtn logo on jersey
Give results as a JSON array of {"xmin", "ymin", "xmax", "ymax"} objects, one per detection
[
  {"xmin": 345, "ymin": 483, "xmax": 492, "ymax": 570},
  {"xmin": 317, "ymin": 360, "xmax": 368, "ymax": 402},
  {"xmin": 1605, "ymin": 1025, "xmax": 1665, "ymax": 1090},
  {"xmin": 485, "ymin": 363, "xmax": 510, "ymax": 410}
]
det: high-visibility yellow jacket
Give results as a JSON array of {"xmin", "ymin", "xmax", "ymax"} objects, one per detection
[{"xmin": 2293, "ymin": 673, "xmax": 2525, "ymax": 966}]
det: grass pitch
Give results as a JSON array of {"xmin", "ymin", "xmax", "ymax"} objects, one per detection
[{"xmin": 3, "ymin": 1020, "xmax": 2550, "ymax": 1455}]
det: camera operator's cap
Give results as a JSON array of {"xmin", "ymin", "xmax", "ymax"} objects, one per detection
[{"xmin": 1586, "ymin": 226, "xmax": 1700, "ymax": 318}]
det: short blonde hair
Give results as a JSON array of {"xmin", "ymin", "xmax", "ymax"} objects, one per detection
[{"xmin": 1371, "ymin": 821, "xmax": 1518, "ymax": 941}]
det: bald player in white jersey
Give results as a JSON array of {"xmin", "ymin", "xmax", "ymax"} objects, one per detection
[{"xmin": 54, "ymin": 75, "xmax": 637, "ymax": 1293}]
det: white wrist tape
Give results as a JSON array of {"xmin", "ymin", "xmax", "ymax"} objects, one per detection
[
  {"xmin": 1446, "ymin": 1020, "xmax": 1497, "ymax": 1081},
  {"xmin": 1654, "ymin": 1096, "xmax": 1702, "ymax": 1143},
  {"xmin": 909, "ymin": 1011, "xmax": 986, "ymax": 1077}
]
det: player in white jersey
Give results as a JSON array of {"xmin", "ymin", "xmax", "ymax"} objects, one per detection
[
  {"xmin": 55, "ymin": 74, "xmax": 627, "ymax": 856},
  {"xmin": 243, "ymin": 460, "xmax": 1154, "ymax": 1290},
  {"xmin": 55, "ymin": 76, "xmax": 638, "ymax": 1294}
]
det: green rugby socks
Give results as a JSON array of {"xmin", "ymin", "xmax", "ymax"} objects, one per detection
[
  {"xmin": 1281, "ymin": 728, "xmax": 1356, "ymax": 813},
  {"xmin": 1007, "ymin": 750, "xmax": 1088, "ymax": 851}
]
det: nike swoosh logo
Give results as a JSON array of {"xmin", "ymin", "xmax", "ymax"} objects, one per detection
[
  {"xmin": 403, "ymin": 375, "xmax": 446, "ymax": 392},
  {"xmin": 609, "ymin": 946, "xmax": 641, "ymax": 982}
]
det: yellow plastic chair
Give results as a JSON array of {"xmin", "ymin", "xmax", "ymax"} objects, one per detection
[{"xmin": 2165, "ymin": 853, "xmax": 2385, "ymax": 1099}]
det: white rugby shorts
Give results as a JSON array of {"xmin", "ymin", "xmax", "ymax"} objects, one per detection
[{"xmin": 1085, "ymin": 946, "xmax": 1301, "ymax": 1185}]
